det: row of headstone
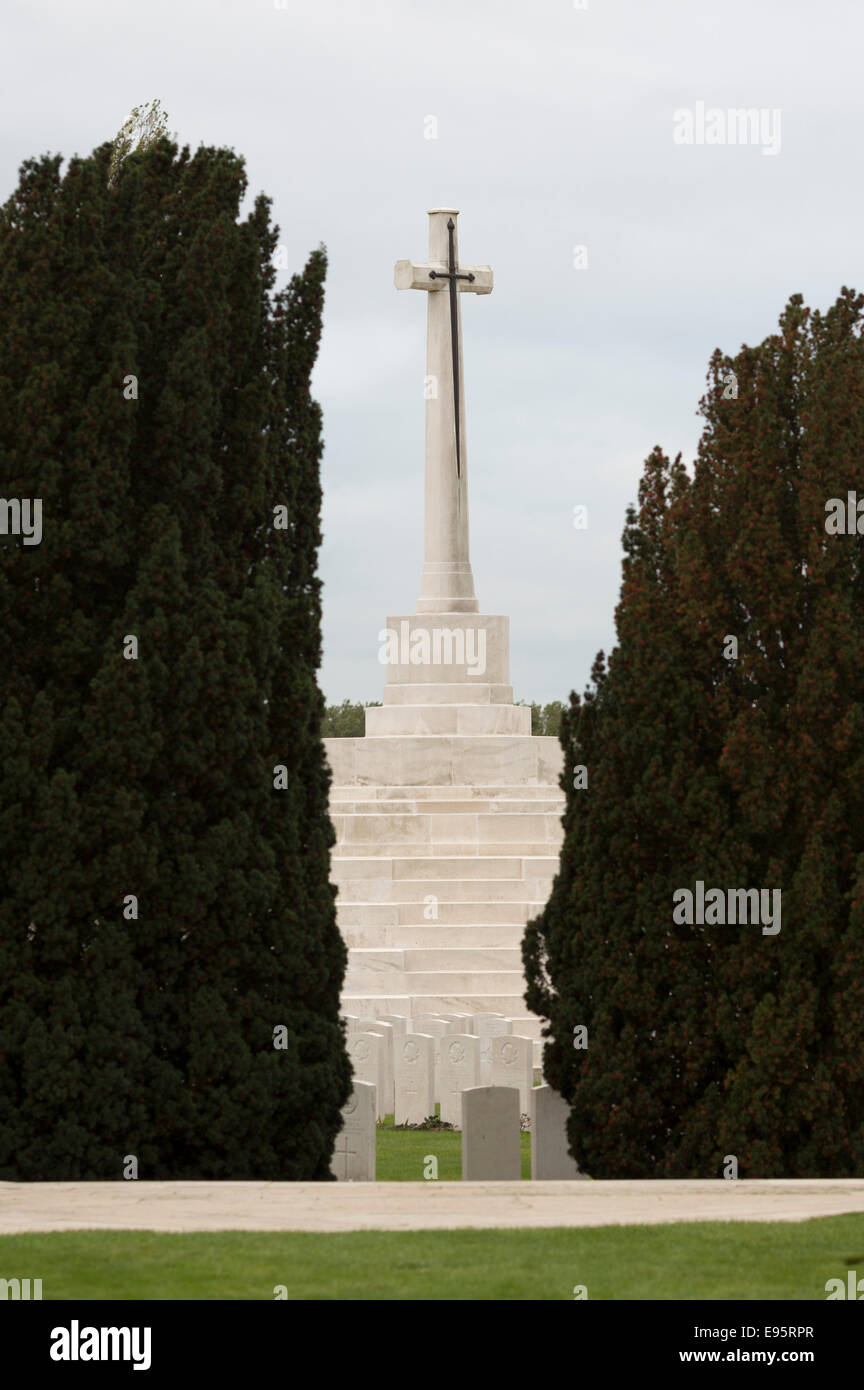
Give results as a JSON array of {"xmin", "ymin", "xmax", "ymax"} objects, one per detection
[
  {"xmin": 329, "ymin": 1079, "xmax": 585, "ymax": 1182},
  {"xmin": 343, "ymin": 1009, "xmax": 533, "ymax": 1128}
]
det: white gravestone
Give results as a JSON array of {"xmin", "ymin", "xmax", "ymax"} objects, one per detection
[
  {"xmin": 331, "ymin": 1081, "xmax": 376, "ymax": 1181},
  {"xmin": 472, "ymin": 1014, "xmax": 513, "ymax": 1083},
  {"xmin": 394, "ymin": 1032, "xmax": 436, "ymax": 1126},
  {"xmin": 378, "ymin": 1014, "xmax": 408, "ymax": 1035},
  {"xmin": 439, "ymin": 1012, "xmax": 472, "ymax": 1031},
  {"xmin": 439, "ymin": 1033, "xmax": 481, "ymax": 1127},
  {"xmin": 347, "ymin": 1032, "xmax": 387, "ymax": 1120},
  {"xmin": 461, "ymin": 1086, "xmax": 521, "ymax": 1180},
  {"xmin": 413, "ymin": 1017, "xmax": 448, "ymax": 1039},
  {"xmin": 490, "ymin": 1034, "xmax": 533, "ymax": 1116},
  {"xmin": 411, "ymin": 1017, "xmax": 449, "ymax": 1102},
  {"xmin": 417, "ymin": 1014, "xmax": 461, "ymax": 1035},
  {"xmin": 469, "ymin": 1012, "xmax": 508, "ymax": 1031},
  {"xmin": 357, "ymin": 1019, "xmax": 395, "ymax": 1115},
  {"xmin": 531, "ymin": 1084, "xmax": 586, "ymax": 1179}
]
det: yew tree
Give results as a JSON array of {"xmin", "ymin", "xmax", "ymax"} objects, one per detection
[
  {"xmin": 0, "ymin": 137, "xmax": 350, "ymax": 1179},
  {"xmin": 525, "ymin": 290, "xmax": 864, "ymax": 1177}
]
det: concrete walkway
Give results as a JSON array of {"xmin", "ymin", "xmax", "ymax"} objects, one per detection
[{"xmin": 2, "ymin": 1180, "xmax": 864, "ymax": 1234}]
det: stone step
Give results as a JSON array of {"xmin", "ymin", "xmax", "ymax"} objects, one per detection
[
  {"xmin": 346, "ymin": 968, "xmax": 523, "ymax": 994},
  {"xmin": 343, "ymin": 923, "xmax": 528, "ymax": 948},
  {"xmin": 332, "ymin": 810, "xmax": 563, "ymax": 840},
  {"xmin": 331, "ymin": 797, "xmax": 564, "ymax": 816},
  {"xmin": 330, "ymin": 784, "xmax": 563, "ymax": 802},
  {"xmin": 334, "ymin": 840, "xmax": 557, "ymax": 859},
  {"xmin": 324, "ymin": 735, "xmax": 562, "ymax": 789},
  {"xmin": 348, "ymin": 946, "xmax": 523, "ymax": 972},
  {"xmin": 381, "ymin": 682, "xmax": 516, "ymax": 705},
  {"xmin": 476, "ymin": 815, "xmax": 562, "ymax": 844},
  {"xmin": 334, "ymin": 877, "xmax": 555, "ymax": 904},
  {"xmin": 332, "ymin": 855, "xmax": 558, "ymax": 882},
  {"xmin": 365, "ymin": 703, "xmax": 532, "ymax": 737},
  {"xmin": 337, "ymin": 900, "xmax": 546, "ymax": 928}
]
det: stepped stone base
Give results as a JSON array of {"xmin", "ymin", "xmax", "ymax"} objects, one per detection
[
  {"xmin": 326, "ymin": 735, "xmax": 561, "ymax": 789},
  {"xmin": 327, "ymin": 756, "xmax": 564, "ymax": 1040},
  {"xmin": 326, "ymin": 604, "xmax": 564, "ymax": 1041}
]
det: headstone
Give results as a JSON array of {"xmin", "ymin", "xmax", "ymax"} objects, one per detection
[
  {"xmin": 469, "ymin": 1012, "xmax": 508, "ymax": 1032},
  {"xmin": 472, "ymin": 1014, "xmax": 513, "ymax": 1083},
  {"xmin": 461, "ymin": 1086, "xmax": 521, "ymax": 1180},
  {"xmin": 411, "ymin": 1017, "xmax": 449, "ymax": 1101},
  {"xmin": 439, "ymin": 1012, "xmax": 472, "ymax": 1031},
  {"xmin": 357, "ymin": 1019, "xmax": 395, "ymax": 1115},
  {"xmin": 331, "ymin": 1081, "xmax": 376, "ymax": 1181},
  {"xmin": 347, "ymin": 1031, "xmax": 387, "ymax": 1119},
  {"xmin": 394, "ymin": 1033, "xmax": 435, "ymax": 1125},
  {"xmin": 490, "ymin": 1034, "xmax": 533, "ymax": 1115},
  {"xmin": 531, "ymin": 1084, "xmax": 586, "ymax": 1179},
  {"xmin": 417, "ymin": 1014, "xmax": 460, "ymax": 1035},
  {"xmin": 378, "ymin": 1013, "xmax": 408, "ymax": 1035},
  {"xmin": 413, "ymin": 1014, "xmax": 447, "ymax": 1034},
  {"xmin": 439, "ymin": 1033, "xmax": 481, "ymax": 1126}
]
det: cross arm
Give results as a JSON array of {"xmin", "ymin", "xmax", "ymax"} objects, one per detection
[{"xmin": 394, "ymin": 259, "xmax": 493, "ymax": 293}]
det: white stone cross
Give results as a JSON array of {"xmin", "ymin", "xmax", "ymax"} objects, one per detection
[{"xmin": 395, "ymin": 209, "xmax": 492, "ymax": 615}]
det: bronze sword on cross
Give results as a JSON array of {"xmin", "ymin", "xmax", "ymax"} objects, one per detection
[
  {"xmin": 428, "ymin": 218, "xmax": 474, "ymax": 478},
  {"xmin": 394, "ymin": 210, "xmax": 492, "ymax": 615},
  {"xmin": 394, "ymin": 210, "xmax": 493, "ymax": 481}
]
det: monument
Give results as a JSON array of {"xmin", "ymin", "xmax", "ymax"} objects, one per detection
[{"xmin": 325, "ymin": 208, "xmax": 564, "ymax": 1057}]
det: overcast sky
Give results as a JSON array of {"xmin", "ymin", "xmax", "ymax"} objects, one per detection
[{"xmin": 3, "ymin": 0, "xmax": 860, "ymax": 702}]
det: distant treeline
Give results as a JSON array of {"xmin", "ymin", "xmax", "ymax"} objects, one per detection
[{"xmin": 322, "ymin": 699, "xmax": 564, "ymax": 737}]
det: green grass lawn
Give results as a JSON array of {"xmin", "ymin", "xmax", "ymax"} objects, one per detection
[
  {"xmin": 375, "ymin": 1112, "xmax": 532, "ymax": 1180},
  {"xmin": 2, "ymin": 1216, "xmax": 863, "ymax": 1299}
]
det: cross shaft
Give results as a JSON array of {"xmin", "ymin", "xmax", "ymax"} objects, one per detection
[{"xmin": 394, "ymin": 209, "xmax": 493, "ymax": 615}]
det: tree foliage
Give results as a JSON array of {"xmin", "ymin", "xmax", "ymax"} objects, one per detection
[
  {"xmin": 0, "ymin": 137, "xmax": 350, "ymax": 1179},
  {"xmin": 108, "ymin": 100, "xmax": 170, "ymax": 187},
  {"xmin": 525, "ymin": 290, "xmax": 864, "ymax": 1177}
]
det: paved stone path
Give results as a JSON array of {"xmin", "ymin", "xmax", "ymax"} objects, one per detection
[{"xmin": 2, "ymin": 1180, "xmax": 864, "ymax": 1234}]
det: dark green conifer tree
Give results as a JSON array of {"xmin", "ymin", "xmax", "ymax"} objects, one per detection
[
  {"xmin": 0, "ymin": 137, "xmax": 350, "ymax": 1178},
  {"xmin": 525, "ymin": 291, "xmax": 864, "ymax": 1177}
]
